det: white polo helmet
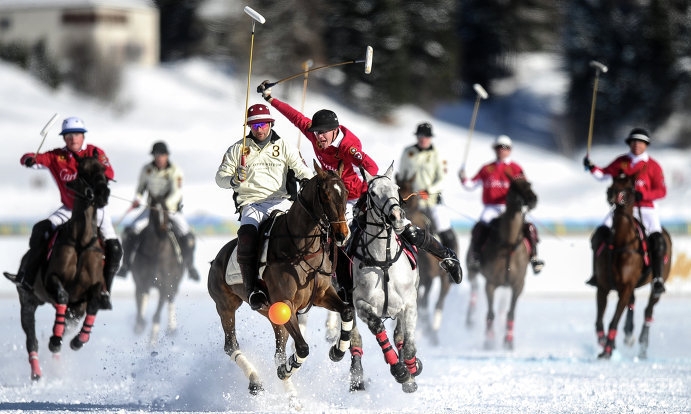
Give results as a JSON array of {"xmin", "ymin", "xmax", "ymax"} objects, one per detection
[
  {"xmin": 60, "ymin": 117, "xmax": 87, "ymax": 135},
  {"xmin": 492, "ymin": 134, "xmax": 512, "ymax": 148}
]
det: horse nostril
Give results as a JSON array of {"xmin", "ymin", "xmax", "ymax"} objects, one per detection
[{"xmin": 335, "ymin": 233, "xmax": 345, "ymax": 243}]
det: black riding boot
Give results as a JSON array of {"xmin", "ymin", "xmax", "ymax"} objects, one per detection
[
  {"xmin": 237, "ymin": 225, "xmax": 266, "ymax": 310},
  {"xmin": 524, "ymin": 222, "xmax": 545, "ymax": 275},
  {"xmin": 4, "ymin": 219, "xmax": 53, "ymax": 290},
  {"xmin": 99, "ymin": 239, "xmax": 123, "ymax": 310},
  {"xmin": 648, "ymin": 232, "xmax": 667, "ymax": 297},
  {"xmin": 116, "ymin": 227, "xmax": 137, "ymax": 277},
  {"xmin": 587, "ymin": 225, "xmax": 611, "ymax": 286},
  {"xmin": 180, "ymin": 232, "xmax": 201, "ymax": 281},
  {"xmin": 468, "ymin": 221, "xmax": 490, "ymax": 271},
  {"xmin": 399, "ymin": 224, "xmax": 462, "ymax": 284}
]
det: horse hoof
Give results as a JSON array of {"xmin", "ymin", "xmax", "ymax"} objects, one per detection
[
  {"xmin": 390, "ymin": 362, "xmax": 411, "ymax": 384},
  {"xmin": 402, "ymin": 380, "xmax": 418, "ymax": 393},
  {"xmin": 329, "ymin": 345, "xmax": 345, "ymax": 362},
  {"xmin": 248, "ymin": 382, "xmax": 264, "ymax": 395},
  {"xmin": 31, "ymin": 373, "xmax": 41, "ymax": 382},
  {"xmin": 48, "ymin": 335, "xmax": 62, "ymax": 353},
  {"xmin": 70, "ymin": 337, "xmax": 84, "ymax": 351}
]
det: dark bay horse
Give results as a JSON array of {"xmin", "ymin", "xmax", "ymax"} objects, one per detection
[
  {"xmin": 208, "ymin": 161, "xmax": 354, "ymax": 400},
  {"xmin": 465, "ymin": 176, "xmax": 537, "ymax": 350},
  {"xmin": 349, "ymin": 163, "xmax": 422, "ymax": 393},
  {"xmin": 594, "ymin": 172, "xmax": 672, "ymax": 359},
  {"xmin": 396, "ymin": 173, "xmax": 452, "ymax": 346},
  {"xmin": 130, "ymin": 195, "xmax": 185, "ymax": 344},
  {"xmin": 13, "ymin": 152, "xmax": 110, "ymax": 380}
]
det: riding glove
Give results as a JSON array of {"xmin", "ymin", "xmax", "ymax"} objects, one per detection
[
  {"xmin": 257, "ymin": 80, "xmax": 272, "ymax": 102},
  {"xmin": 236, "ymin": 164, "xmax": 248, "ymax": 182},
  {"xmin": 582, "ymin": 156, "xmax": 595, "ymax": 172}
]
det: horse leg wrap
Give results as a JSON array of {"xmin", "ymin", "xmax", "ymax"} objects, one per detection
[
  {"xmin": 337, "ymin": 318, "xmax": 353, "ymax": 353},
  {"xmin": 404, "ymin": 356, "xmax": 422, "ymax": 377},
  {"xmin": 350, "ymin": 346, "xmax": 363, "ymax": 357},
  {"xmin": 28, "ymin": 351, "xmax": 42, "ymax": 380},
  {"xmin": 53, "ymin": 304, "xmax": 67, "ymax": 338},
  {"xmin": 78, "ymin": 314, "xmax": 96, "ymax": 344},
  {"xmin": 375, "ymin": 330, "xmax": 399, "ymax": 365},
  {"xmin": 278, "ymin": 354, "xmax": 305, "ymax": 380}
]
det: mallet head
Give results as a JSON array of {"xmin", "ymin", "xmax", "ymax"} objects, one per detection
[
  {"xmin": 244, "ymin": 6, "xmax": 265, "ymax": 24},
  {"xmin": 590, "ymin": 60, "xmax": 608, "ymax": 73},
  {"xmin": 473, "ymin": 83, "xmax": 489, "ymax": 100},
  {"xmin": 364, "ymin": 46, "xmax": 374, "ymax": 74}
]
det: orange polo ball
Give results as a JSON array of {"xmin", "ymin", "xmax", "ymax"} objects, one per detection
[{"xmin": 268, "ymin": 302, "xmax": 291, "ymax": 325}]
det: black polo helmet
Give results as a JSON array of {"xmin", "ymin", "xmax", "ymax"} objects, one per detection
[
  {"xmin": 307, "ymin": 109, "xmax": 339, "ymax": 132},
  {"xmin": 625, "ymin": 127, "xmax": 651, "ymax": 145},
  {"xmin": 151, "ymin": 141, "xmax": 169, "ymax": 155}
]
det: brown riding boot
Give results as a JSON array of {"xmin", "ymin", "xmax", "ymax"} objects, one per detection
[
  {"xmin": 237, "ymin": 224, "xmax": 266, "ymax": 310},
  {"xmin": 468, "ymin": 221, "xmax": 489, "ymax": 271},
  {"xmin": 399, "ymin": 224, "xmax": 462, "ymax": 284},
  {"xmin": 648, "ymin": 232, "xmax": 667, "ymax": 297},
  {"xmin": 524, "ymin": 222, "xmax": 545, "ymax": 275},
  {"xmin": 99, "ymin": 239, "xmax": 123, "ymax": 310},
  {"xmin": 587, "ymin": 225, "xmax": 611, "ymax": 286}
]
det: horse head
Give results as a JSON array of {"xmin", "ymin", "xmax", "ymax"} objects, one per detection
[
  {"xmin": 361, "ymin": 162, "xmax": 406, "ymax": 231},
  {"xmin": 506, "ymin": 174, "xmax": 537, "ymax": 213},
  {"xmin": 148, "ymin": 195, "xmax": 171, "ymax": 236},
  {"xmin": 396, "ymin": 172, "xmax": 419, "ymax": 215},
  {"xmin": 301, "ymin": 159, "xmax": 350, "ymax": 246},
  {"xmin": 66, "ymin": 150, "xmax": 110, "ymax": 209},
  {"xmin": 607, "ymin": 171, "xmax": 637, "ymax": 212}
]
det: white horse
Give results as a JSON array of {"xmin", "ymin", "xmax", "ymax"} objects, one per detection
[{"xmin": 350, "ymin": 162, "xmax": 422, "ymax": 393}]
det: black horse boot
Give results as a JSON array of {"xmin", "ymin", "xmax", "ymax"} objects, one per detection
[
  {"xmin": 180, "ymin": 232, "xmax": 201, "ymax": 281},
  {"xmin": 648, "ymin": 232, "xmax": 667, "ymax": 297},
  {"xmin": 4, "ymin": 219, "xmax": 53, "ymax": 290},
  {"xmin": 237, "ymin": 224, "xmax": 266, "ymax": 310},
  {"xmin": 468, "ymin": 221, "xmax": 489, "ymax": 271},
  {"xmin": 399, "ymin": 224, "xmax": 462, "ymax": 284},
  {"xmin": 524, "ymin": 222, "xmax": 545, "ymax": 274},
  {"xmin": 116, "ymin": 227, "xmax": 137, "ymax": 277},
  {"xmin": 99, "ymin": 238, "xmax": 123, "ymax": 310},
  {"xmin": 587, "ymin": 225, "xmax": 611, "ymax": 286}
]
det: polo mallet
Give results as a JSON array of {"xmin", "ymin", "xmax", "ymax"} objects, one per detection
[
  {"xmin": 297, "ymin": 59, "xmax": 314, "ymax": 150},
  {"xmin": 586, "ymin": 60, "xmax": 608, "ymax": 156},
  {"xmin": 240, "ymin": 6, "xmax": 266, "ymax": 174},
  {"xmin": 261, "ymin": 46, "xmax": 373, "ymax": 89},
  {"xmin": 36, "ymin": 112, "xmax": 60, "ymax": 155},
  {"xmin": 461, "ymin": 84, "xmax": 489, "ymax": 168}
]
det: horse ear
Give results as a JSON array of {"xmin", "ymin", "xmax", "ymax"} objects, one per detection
[
  {"xmin": 360, "ymin": 165, "xmax": 374, "ymax": 182},
  {"xmin": 385, "ymin": 161, "xmax": 394, "ymax": 179},
  {"xmin": 337, "ymin": 160, "xmax": 344, "ymax": 177},
  {"xmin": 313, "ymin": 159, "xmax": 323, "ymax": 175}
]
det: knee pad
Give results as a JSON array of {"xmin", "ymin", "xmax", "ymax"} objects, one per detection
[{"xmin": 105, "ymin": 239, "xmax": 123, "ymax": 263}]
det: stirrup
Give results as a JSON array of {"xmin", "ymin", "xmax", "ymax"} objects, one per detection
[
  {"xmin": 531, "ymin": 258, "xmax": 545, "ymax": 275},
  {"xmin": 248, "ymin": 290, "xmax": 267, "ymax": 311}
]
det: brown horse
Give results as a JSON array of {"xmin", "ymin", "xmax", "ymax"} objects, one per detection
[
  {"xmin": 207, "ymin": 161, "xmax": 354, "ymax": 398},
  {"xmin": 13, "ymin": 152, "xmax": 110, "ymax": 380},
  {"xmin": 396, "ymin": 173, "xmax": 452, "ymax": 346},
  {"xmin": 465, "ymin": 176, "xmax": 537, "ymax": 350},
  {"xmin": 131, "ymin": 195, "xmax": 185, "ymax": 344},
  {"xmin": 594, "ymin": 172, "xmax": 672, "ymax": 359}
]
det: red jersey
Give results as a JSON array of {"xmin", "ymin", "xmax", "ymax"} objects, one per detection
[
  {"xmin": 471, "ymin": 160, "xmax": 525, "ymax": 205},
  {"xmin": 594, "ymin": 154, "xmax": 666, "ymax": 208},
  {"xmin": 271, "ymin": 98, "xmax": 378, "ymax": 200},
  {"xmin": 21, "ymin": 145, "xmax": 115, "ymax": 210}
]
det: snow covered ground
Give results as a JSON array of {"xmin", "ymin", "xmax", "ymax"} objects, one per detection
[
  {"xmin": 1, "ymin": 55, "xmax": 690, "ymax": 412},
  {"xmin": 1, "ymin": 235, "xmax": 690, "ymax": 413}
]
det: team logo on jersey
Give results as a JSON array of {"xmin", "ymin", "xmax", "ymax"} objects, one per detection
[{"xmin": 349, "ymin": 146, "xmax": 362, "ymax": 160}]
